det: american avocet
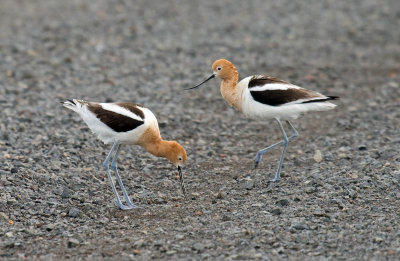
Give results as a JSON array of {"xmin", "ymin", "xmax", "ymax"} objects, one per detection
[
  {"xmin": 62, "ymin": 99, "xmax": 187, "ymax": 209},
  {"xmin": 187, "ymin": 59, "xmax": 338, "ymax": 181}
]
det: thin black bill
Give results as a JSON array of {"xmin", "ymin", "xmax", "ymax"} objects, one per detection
[
  {"xmin": 185, "ymin": 74, "xmax": 215, "ymax": 90},
  {"xmin": 177, "ymin": 166, "xmax": 187, "ymax": 198}
]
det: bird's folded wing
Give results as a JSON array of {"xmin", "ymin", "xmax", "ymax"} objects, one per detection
[
  {"xmin": 88, "ymin": 103, "xmax": 145, "ymax": 132},
  {"xmin": 248, "ymin": 75, "xmax": 330, "ymax": 106}
]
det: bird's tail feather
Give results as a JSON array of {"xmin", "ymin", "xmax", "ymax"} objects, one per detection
[
  {"xmin": 301, "ymin": 96, "xmax": 340, "ymax": 104},
  {"xmin": 62, "ymin": 99, "xmax": 82, "ymax": 113},
  {"xmin": 327, "ymin": 96, "xmax": 340, "ymax": 100}
]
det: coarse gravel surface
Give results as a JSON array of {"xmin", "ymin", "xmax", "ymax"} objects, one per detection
[{"xmin": 1, "ymin": 0, "xmax": 400, "ymax": 260}]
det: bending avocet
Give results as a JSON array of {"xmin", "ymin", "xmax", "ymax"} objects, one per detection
[
  {"xmin": 187, "ymin": 59, "xmax": 338, "ymax": 181},
  {"xmin": 63, "ymin": 99, "xmax": 187, "ymax": 209}
]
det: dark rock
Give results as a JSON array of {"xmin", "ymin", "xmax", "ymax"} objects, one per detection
[
  {"xmin": 358, "ymin": 145, "xmax": 367, "ymax": 151},
  {"xmin": 276, "ymin": 199, "xmax": 289, "ymax": 207},
  {"xmin": 270, "ymin": 208, "xmax": 282, "ymax": 215}
]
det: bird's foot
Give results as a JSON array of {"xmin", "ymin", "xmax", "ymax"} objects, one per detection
[
  {"xmin": 254, "ymin": 154, "xmax": 262, "ymax": 169},
  {"xmin": 125, "ymin": 197, "xmax": 140, "ymax": 208},
  {"xmin": 116, "ymin": 199, "xmax": 139, "ymax": 210},
  {"xmin": 254, "ymin": 161, "xmax": 259, "ymax": 169},
  {"xmin": 269, "ymin": 172, "xmax": 281, "ymax": 182},
  {"xmin": 269, "ymin": 177, "xmax": 280, "ymax": 182}
]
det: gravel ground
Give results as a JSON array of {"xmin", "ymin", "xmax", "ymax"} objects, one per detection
[{"xmin": 1, "ymin": 0, "xmax": 400, "ymax": 260}]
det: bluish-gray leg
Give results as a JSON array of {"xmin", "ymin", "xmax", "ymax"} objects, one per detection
[
  {"xmin": 103, "ymin": 141, "xmax": 134, "ymax": 210},
  {"xmin": 254, "ymin": 120, "xmax": 298, "ymax": 168},
  {"xmin": 272, "ymin": 119, "xmax": 289, "ymax": 181},
  {"xmin": 286, "ymin": 120, "xmax": 298, "ymax": 140},
  {"xmin": 254, "ymin": 140, "xmax": 285, "ymax": 168},
  {"xmin": 111, "ymin": 145, "xmax": 138, "ymax": 208}
]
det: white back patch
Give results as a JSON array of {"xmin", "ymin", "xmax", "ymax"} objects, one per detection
[
  {"xmin": 249, "ymin": 83, "xmax": 300, "ymax": 92},
  {"xmin": 100, "ymin": 103, "xmax": 144, "ymax": 122}
]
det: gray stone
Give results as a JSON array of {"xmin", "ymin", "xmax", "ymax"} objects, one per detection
[
  {"xmin": 394, "ymin": 171, "xmax": 400, "ymax": 182},
  {"xmin": 348, "ymin": 189, "xmax": 357, "ymax": 199},
  {"xmin": 373, "ymin": 237, "xmax": 384, "ymax": 243},
  {"xmin": 68, "ymin": 238, "xmax": 80, "ymax": 248},
  {"xmin": 276, "ymin": 199, "xmax": 289, "ymax": 207},
  {"xmin": 244, "ymin": 180, "xmax": 255, "ymax": 190},
  {"xmin": 45, "ymin": 224, "xmax": 56, "ymax": 231},
  {"xmin": 0, "ymin": 212, "xmax": 9, "ymax": 221},
  {"xmin": 68, "ymin": 208, "xmax": 80, "ymax": 218},
  {"xmin": 270, "ymin": 208, "xmax": 282, "ymax": 215},
  {"xmin": 291, "ymin": 223, "xmax": 308, "ymax": 231},
  {"xmin": 313, "ymin": 150, "xmax": 323, "ymax": 163},
  {"xmin": 61, "ymin": 188, "xmax": 72, "ymax": 199},
  {"xmin": 193, "ymin": 242, "xmax": 205, "ymax": 252}
]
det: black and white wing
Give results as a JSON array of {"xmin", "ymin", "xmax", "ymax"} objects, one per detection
[
  {"xmin": 88, "ymin": 102, "xmax": 145, "ymax": 132},
  {"xmin": 247, "ymin": 75, "xmax": 338, "ymax": 106},
  {"xmin": 63, "ymin": 99, "xmax": 146, "ymax": 133}
]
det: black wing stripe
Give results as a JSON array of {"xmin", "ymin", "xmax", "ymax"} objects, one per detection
[
  {"xmin": 88, "ymin": 103, "xmax": 144, "ymax": 132},
  {"xmin": 250, "ymin": 89, "xmax": 318, "ymax": 106}
]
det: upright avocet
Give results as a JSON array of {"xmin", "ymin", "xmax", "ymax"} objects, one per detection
[
  {"xmin": 187, "ymin": 59, "xmax": 338, "ymax": 181},
  {"xmin": 62, "ymin": 99, "xmax": 187, "ymax": 210}
]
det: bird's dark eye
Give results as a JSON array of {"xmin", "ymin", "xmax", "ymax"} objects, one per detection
[
  {"xmin": 179, "ymin": 157, "xmax": 182, "ymax": 161},
  {"xmin": 217, "ymin": 67, "xmax": 222, "ymax": 71}
]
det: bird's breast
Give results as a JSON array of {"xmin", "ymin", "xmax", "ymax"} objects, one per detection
[{"xmin": 220, "ymin": 83, "xmax": 243, "ymax": 112}]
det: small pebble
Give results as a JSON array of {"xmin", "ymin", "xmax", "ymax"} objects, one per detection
[
  {"xmin": 291, "ymin": 223, "xmax": 308, "ymax": 230},
  {"xmin": 0, "ymin": 212, "xmax": 9, "ymax": 221},
  {"xmin": 244, "ymin": 180, "xmax": 255, "ymax": 190},
  {"xmin": 68, "ymin": 208, "xmax": 80, "ymax": 218},
  {"xmin": 313, "ymin": 150, "xmax": 323, "ymax": 163},
  {"xmin": 276, "ymin": 199, "xmax": 289, "ymax": 207},
  {"xmin": 68, "ymin": 238, "xmax": 80, "ymax": 248},
  {"xmin": 373, "ymin": 237, "xmax": 384, "ymax": 243},
  {"xmin": 193, "ymin": 242, "xmax": 205, "ymax": 252},
  {"xmin": 270, "ymin": 208, "xmax": 282, "ymax": 215},
  {"xmin": 61, "ymin": 188, "xmax": 72, "ymax": 199}
]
